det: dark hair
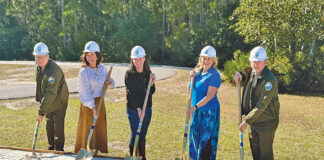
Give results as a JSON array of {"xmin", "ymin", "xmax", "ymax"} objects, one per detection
[
  {"xmin": 80, "ymin": 52, "xmax": 103, "ymax": 67},
  {"xmin": 129, "ymin": 57, "xmax": 152, "ymax": 74}
]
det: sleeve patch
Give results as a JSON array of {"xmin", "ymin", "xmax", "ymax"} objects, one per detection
[
  {"xmin": 265, "ymin": 82, "xmax": 272, "ymax": 91},
  {"xmin": 48, "ymin": 76, "xmax": 55, "ymax": 84}
]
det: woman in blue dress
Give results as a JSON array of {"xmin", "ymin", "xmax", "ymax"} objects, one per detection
[{"xmin": 187, "ymin": 45, "xmax": 222, "ymax": 160}]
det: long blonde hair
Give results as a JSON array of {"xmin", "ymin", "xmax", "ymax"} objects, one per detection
[{"xmin": 194, "ymin": 56, "xmax": 218, "ymax": 72}]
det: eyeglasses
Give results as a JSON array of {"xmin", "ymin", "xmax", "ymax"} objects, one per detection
[{"xmin": 35, "ymin": 55, "xmax": 48, "ymax": 60}]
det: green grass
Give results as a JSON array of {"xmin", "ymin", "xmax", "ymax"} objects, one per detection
[{"xmin": 0, "ymin": 69, "xmax": 323, "ymax": 159}]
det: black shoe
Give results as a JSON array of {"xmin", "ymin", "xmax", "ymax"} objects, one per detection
[
  {"xmin": 129, "ymin": 144, "xmax": 134, "ymax": 156},
  {"xmin": 56, "ymin": 148, "xmax": 64, "ymax": 152},
  {"xmin": 48, "ymin": 146, "xmax": 54, "ymax": 150}
]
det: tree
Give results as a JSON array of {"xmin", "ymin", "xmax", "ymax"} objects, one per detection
[{"xmin": 231, "ymin": 0, "xmax": 324, "ymax": 93}]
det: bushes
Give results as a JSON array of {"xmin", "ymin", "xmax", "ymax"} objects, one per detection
[
  {"xmin": 223, "ymin": 50, "xmax": 249, "ymax": 83},
  {"xmin": 224, "ymin": 47, "xmax": 324, "ymax": 94}
]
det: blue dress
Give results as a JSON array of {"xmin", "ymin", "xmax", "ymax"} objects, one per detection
[{"xmin": 189, "ymin": 67, "xmax": 221, "ymax": 160}]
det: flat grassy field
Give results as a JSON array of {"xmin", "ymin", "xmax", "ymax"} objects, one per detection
[{"xmin": 0, "ymin": 69, "xmax": 323, "ymax": 160}]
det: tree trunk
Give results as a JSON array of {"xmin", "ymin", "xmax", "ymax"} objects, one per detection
[
  {"xmin": 130, "ymin": 0, "xmax": 133, "ymax": 18},
  {"xmin": 162, "ymin": 0, "xmax": 166, "ymax": 62},
  {"xmin": 200, "ymin": 0, "xmax": 204, "ymax": 27},
  {"xmin": 61, "ymin": 0, "xmax": 66, "ymax": 48}
]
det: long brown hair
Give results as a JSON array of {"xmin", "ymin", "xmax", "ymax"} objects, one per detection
[
  {"xmin": 129, "ymin": 57, "xmax": 152, "ymax": 74},
  {"xmin": 80, "ymin": 52, "xmax": 103, "ymax": 67},
  {"xmin": 194, "ymin": 56, "xmax": 218, "ymax": 72}
]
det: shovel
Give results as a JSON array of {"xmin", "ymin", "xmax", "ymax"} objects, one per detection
[
  {"xmin": 75, "ymin": 66, "xmax": 113, "ymax": 160},
  {"xmin": 237, "ymin": 82, "xmax": 244, "ymax": 160},
  {"xmin": 175, "ymin": 76, "xmax": 194, "ymax": 160},
  {"xmin": 24, "ymin": 121, "xmax": 42, "ymax": 160},
  {"xmin": 124, "ymin": 74, "xmax": 153, "ymax": 160}
]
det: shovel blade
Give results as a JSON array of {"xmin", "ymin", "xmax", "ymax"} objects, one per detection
[
  {"xmin": 85, "ymin": 150, "xmax": 95, "ymax": 160},
  {"xmin": 75, "ymin": 148, "xmax": 87, "ymax": 160},
  {"xmin": 124, "ymin": 155, "xmax": 141, "ymax": 160}
]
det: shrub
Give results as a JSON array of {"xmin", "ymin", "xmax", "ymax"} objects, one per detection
[{"xmin": 223, "ymin": 50, "xmax": 249, "ymax": 83}]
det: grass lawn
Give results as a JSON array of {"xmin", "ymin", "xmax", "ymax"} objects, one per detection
[{"xmin": 0, "ymin": 69, "xmax": 323, "ymax": 159}]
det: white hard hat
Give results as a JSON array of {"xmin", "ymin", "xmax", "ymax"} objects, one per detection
[
  {"xmin": 249, "ymin": 46, "xmax": 267, "ymax": 61},
  {"xmin": 131, "ymin": 45, "xmax": 146, "ymax": 58},
  {"xmin": 83, "ymin": 41, "xmax": 100, "ymax": 52},
  {"xmin": 33, "ymin": 42, "xmax": 49, "ymax": 55},
  {"xmin": 200, "ymin": 46, "xmax": 216, "ymax": 57}
]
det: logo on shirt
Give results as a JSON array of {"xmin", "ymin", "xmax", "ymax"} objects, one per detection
[
  {"xmin": 48, "ymin": 76, "xmax": 55, "ymax": 84},
  {"xmin": 265, "ymin": 82, "xmax": 272, "ymax": 91}
]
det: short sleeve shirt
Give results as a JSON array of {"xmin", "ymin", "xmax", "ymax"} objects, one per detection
[{"xmin": 191, "ymin": 67, "xmax": 221, "ymax": 109}]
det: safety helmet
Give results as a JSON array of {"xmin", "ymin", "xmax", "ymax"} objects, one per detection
[
  {"xmin": 131, "ymin": 45, "xmax": 146, "ymax": 58},
  {"xmin": 83, "ymin": 41, "xmax": 100, "ymax": 52},
  {"xmin": 33, "ymin": 42, "xmax": 49, "ymax": 55},
  {"xmin": 200, "ymin": 46, "xmax": 216, "ymax": 57},
  {"xmin": 249, "ymin": 46, "xmax": 267, "ymax": 61}
]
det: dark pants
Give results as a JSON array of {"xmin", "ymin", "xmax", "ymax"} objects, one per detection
[
  {"xmin": 46, "ymin": 106, "xmax": 67, "ymax": 151},
  {"xmin": 249, "ymin": 129, "xmax": 276, "ymax": 160},
  {"xmin": 127, "ymin": 107, "xmax": 152, "ymax": 143}
]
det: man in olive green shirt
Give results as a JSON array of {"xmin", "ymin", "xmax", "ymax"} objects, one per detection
[
  {"xmin": 234, "ymin": 46, "xmax": 280, "ymax": 160},
  {"xmin": 33, "ymin": 42, "xmax": 69, "ymax": 151}
]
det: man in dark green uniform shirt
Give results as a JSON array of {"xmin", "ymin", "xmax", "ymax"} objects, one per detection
[
  {"xmin": 234, "ymin": 46, "xmax": 280, "ymax": 160},
  {"xmin": 33, "ymin": 42, "xmax": 69, "ymax": 151}
]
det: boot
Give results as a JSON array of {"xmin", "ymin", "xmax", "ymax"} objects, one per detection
[
  {"xmin": 139, "ymin": 140, "xmax": 146, "ymax": 160},
  {"xmin": 129, "ymin": 144, "xmax": 134, "ymax": 156}
]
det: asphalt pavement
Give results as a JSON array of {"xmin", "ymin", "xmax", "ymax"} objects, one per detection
[{"xmin": 0, "ymin": 61, "xmax": 177, "ymax": 100}]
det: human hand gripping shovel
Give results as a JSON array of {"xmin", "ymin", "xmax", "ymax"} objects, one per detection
[
  {"xmin": 237, "ymin": 82, "xmax": 244, "ymax": 160},
  {"xmin": 124, "ymin": 73, "xmax": 153, "ymax": 160},
  {"xmin": 75, "ymin": 66, "xmax": 113, "ymax": 160},
  {"xmin": 175, "ymin": 76, "xmax": 194, "ymax": 160}
]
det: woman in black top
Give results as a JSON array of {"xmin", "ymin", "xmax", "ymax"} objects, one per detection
[{"xmin": 125, "ymin": 45, "xmax": 156, "ymax": 160}]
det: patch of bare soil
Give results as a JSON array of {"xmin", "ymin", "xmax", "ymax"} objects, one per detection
[{"xmin": 0, "ymin": 98, "xmax": 38, "ymax": 110}]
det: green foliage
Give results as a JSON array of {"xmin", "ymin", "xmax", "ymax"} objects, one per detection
[
  {"xmin": 0, "ymin": 0, "xmax": 245, "ymax": 68},
  {"xmin": 107, "ymin": 7, "xmax": 160, "ymax": 63},
  {"xmin": 224, "ymin": 47, "xmax": 324, "ymax": 94},
  {"xmin": 272, "ymin": 47, "xmax": 324, "ymax": 94},
  {"xmin": 232, "ymin": 0, "xmax": 324, "ymax": 93},
  {"xmin": 223, "ymin": 50, "xmax": 249, "ymax": 83}
]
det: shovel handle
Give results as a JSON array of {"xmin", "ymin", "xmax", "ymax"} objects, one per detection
[
  {"xmin": 132, "ymin": 74, "xmax": 153, "ymax": 157},
  {"xmin": 32, "ymin": 121, "xmax": 39, "ymax": 155},
  {"xmin": 237, "ymin": 82, "xmax": 244, "ymax": 160}
]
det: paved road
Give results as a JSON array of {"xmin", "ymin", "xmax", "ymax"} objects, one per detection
[{"xmin": 0, "ymin": 61, "xmax": 177, "ymax": 100}]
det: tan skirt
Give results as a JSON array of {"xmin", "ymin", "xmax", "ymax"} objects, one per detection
[{"xmin": 74, "ymin": 97, "xmax": 108, "ymax": 154}]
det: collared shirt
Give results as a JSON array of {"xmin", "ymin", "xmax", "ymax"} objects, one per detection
[
  {"xmin": 125, "ymin": 69, "xmax": 155, "ymax": 110},
  {"xmin": 78, "ymin": 64, "xmax": 114, "ymax": 109},
  {"xmin": 36, "ymin": 59, "xmax": 69, "ymax": 115},
  {"xmin": 241, "ymin": 66, "xmax": 280, "ymax": 131}
]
